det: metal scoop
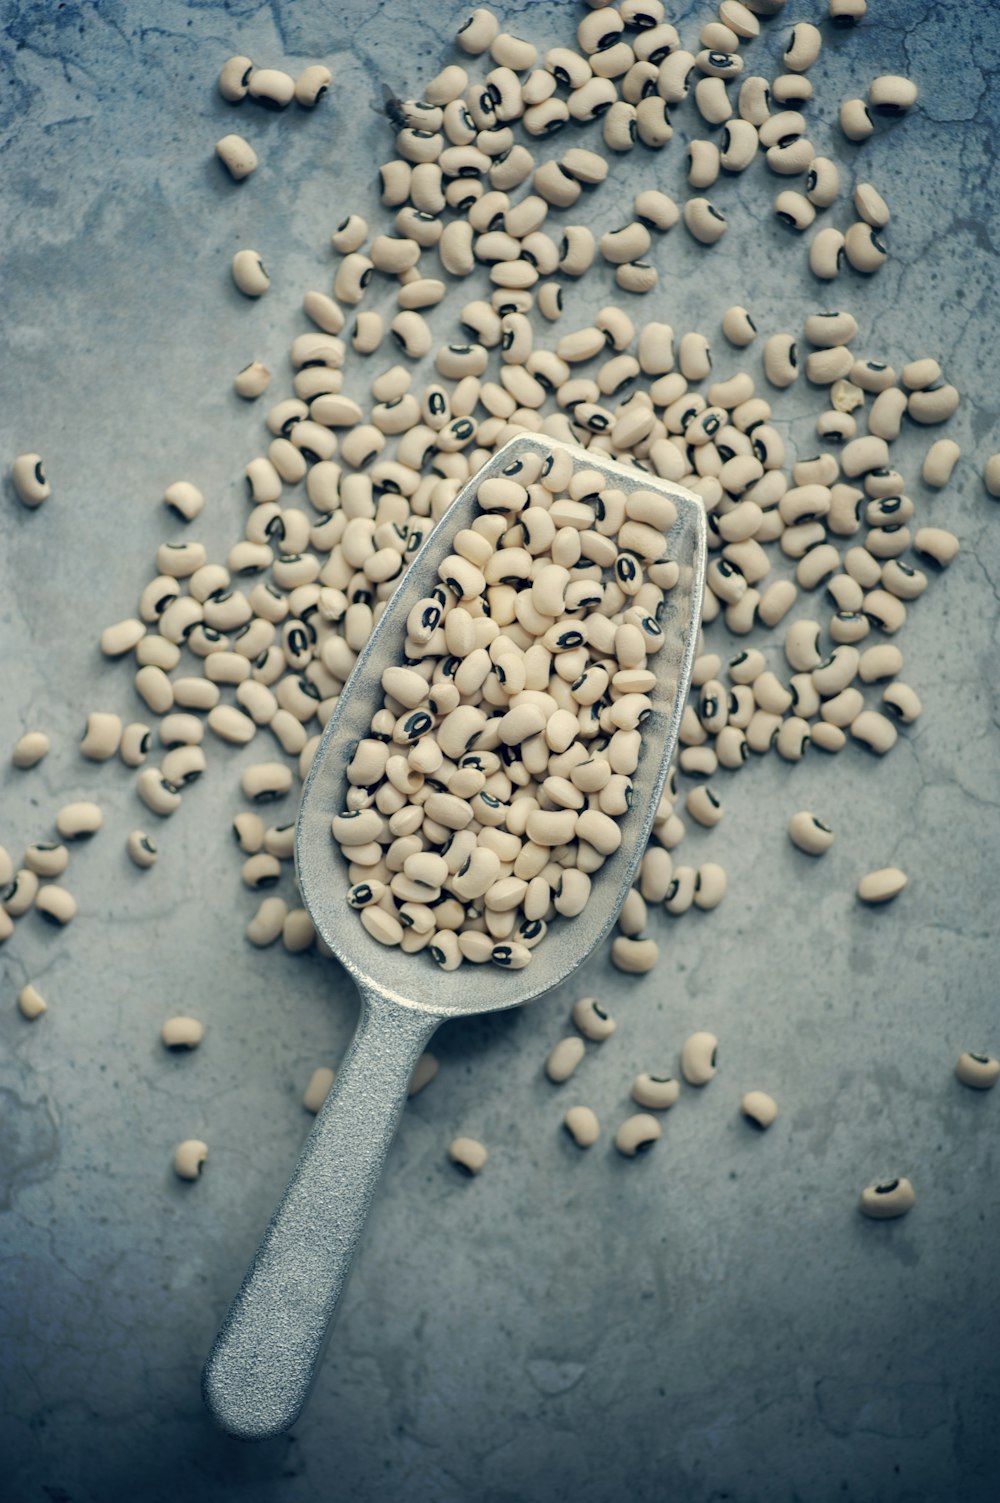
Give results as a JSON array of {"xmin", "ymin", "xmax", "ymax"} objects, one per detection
[{"xmin": 202, "ymin": 435, "xmax": 706, "ymax": 1439}]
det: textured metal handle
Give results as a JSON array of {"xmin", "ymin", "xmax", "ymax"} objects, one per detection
[{"xmin": 202, "ymin": 991, "xmax": 441, "ymax": 1439}]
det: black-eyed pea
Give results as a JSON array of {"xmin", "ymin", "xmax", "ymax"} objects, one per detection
[
  {"xmin": 173, "ymin": 1140, "xmax": 209, "ymax": 1181},
  {"xmin": 868, "ymin": 74, "xmax": 918, "ymax": 115},
  {"xmin": 137, "ymin": 768, "xmax": 183, "ymax": 817},
  {"xmin": 850, "ymin": 708, "xmax": 898, "ymax": 754},
  {"xmin": 763, "ymin": 333, "xmax": 798, "ymax": 388},
  {"xmin": 101, "ymin": 617, "xmax": 146, "ymax": 656},
  {"xmin": 563, "ymin": 1105, "xmax": 600, "ymax": 1148},
  {"xmin": 908, "ymin": 384, "xmax": 959, "ymax": 425},
  {"xmin": 809, "ymin": 227, "xmax": 845, "ymax": 281},
  {"xmin": 775, "ymin": 716, "xmax": 811, "ymax": 761},
  {"xmin": 681, "ymin": 1030, "xmax": 718, "ymax": 1085},
  {"xmin": 232, "ymin": 249, "xmax": 270, "ymax": 297},
  {"xmin": 664, "ymin": 866, "xmax": 695, "ymax": 915},
  {"xmin": 18, "ymin": 983, "xmax": 47, "ymax": 1020},
  {"xmin": 721, "ymin": 305, "xmax": 756, "ymax": 347},
  {"xmin": 35, "ymin": 884, "xmax": 77, "ymax": 926},
  {"xmin": 546, "ymin": 1036, "xmax": 586, "ymax": 1083},
  {"xmin": 857, "ymin": 866, "xmax": 907, "ymax": 903},
  {"xmin": 301, "ymin": 1067, "xmax": 335, "ymax": 1114},
  {"xmin": 408, "ymin": 1052, "xmax": 439, "ymax": 1096},
  {"xmin": 716, "ymin": 725, "xmax": 748, "ymax": 768},
  {"xmin": 246, "ymin": 896, "xmax": 288, "ymax": 946},
  {"xmin": 618, "ymin": 887, "xmax": 648, "ymax": 937},
  {"xmin": 161, "ymin": 1016, "xmax": 204, "ymax": 1050},
  {"xmin": 844, "ymin": 222, "xmax": 888, "ymax": 274},
  {"xmin": 614, "ymin": 1113, "xmax": 661, "ymax": 1157},
  {"xmin": 882, "ymin": 683, "xmax": 922, "ymax": 724},
  {"xmin": 11, "ymin": 451, "xmax": 51, "ymax": 507},
  {"xmin": 914, "ymin": 527, "xmax": 960, "ymax": 567},
  {"xmin": 812, "ymin": 721, "xmax": 846, "ymax": 753},
  {"xmin": 860, "ymin": 1177, "xmax": 915, "ymax": 1219},
  {"xmin": 25, "ymin": 843, "xmax": 69, "ymax": 879},
  {"xmin": 215, "ymin": 134, "xmax": 258, "ymax": 180},
  {"xmin": 683, "ymin": 197, "xmax": 727, "ymax": 245},
  {"xmin": 4, "ymin": 867, "xmax": 39, "ymax": 916},
  {"xmin": 295, "ymin": 65, "xmax": 332, "ymax": 108},
  {"xmin": 611, "ymin": 936, "xmax": 659, "ymax": 973},
  {"xmin": 740, "ymin": 1091, "xmax": 777, "ymax": 1128},
  {"xmin": 955, "ymin": 1053, "xmax": 999, "ymax": 1090},
  {"xmin": 12, "ymin": 731, "xmax": 50, "ymax": 768},
  {"xmin": 247, "ymin": 67, "xmax": 294, "ymax": 108},
  {"xmin": 839, "ymin": 98, "xmax": 874, "ymax": 142},
  {"xmin": 783, "ymin": 21, "xmax": 821, "ymax": 71},
  {"xmin": 632, "ymin": 1073, "xmax": 680, "ymax": 1110},
  {"xmin": 330, "ymin": 216, "xmax": 368, "ymax": 259},
  {"xmin": 127, "ymin": 830, "xmax": 159, "ymax": 869},
  {"xmin": 774, "ymin": 190, "xmax": 815, "ymax": 232},
  {"xmin": 758, "ymin": 580, "xmax": 798, "ymax": 627},
  {"xmin": 572, "ymin": 996, "xmax": 616, "ymax": 1042},
  {"xmin": 693, "ymin": 862, "xmax": 726, "ymax": 909},
  {"xmin": 55, "ymin": 801, "xmax": 103, "ymax": 839},
  {"xmin": 218, "ymin": 54, "xmax": 253, "ymax": 101},
  {"xmin": 788, "ymin": 811, "xmax": 834, "ymax": 854},
  {"xmin": 448, "ymin": 1136, "xmax": 488, "ymax": 1174},
  {"xmin": 805, "ymin": 156, "xmax": 840, "ymax": 208}
]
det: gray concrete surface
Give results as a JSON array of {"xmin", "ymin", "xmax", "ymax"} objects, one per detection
[{"xmin": 1, "ymin": 1, "xmax": 998, "ymax": 1500}]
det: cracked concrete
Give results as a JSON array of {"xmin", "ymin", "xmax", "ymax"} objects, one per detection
[{"xmin": 1, "ymin": 0, "xmax": 999, "ymax": 1500}]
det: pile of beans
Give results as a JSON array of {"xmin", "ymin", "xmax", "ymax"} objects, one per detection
[
  {"xmin": 4, "ymin": 0, "xmax": 999, "ymax": 1189},
  {"xmin": 338, "ymin": 444, "xmax": 679, "ymax": 970}
]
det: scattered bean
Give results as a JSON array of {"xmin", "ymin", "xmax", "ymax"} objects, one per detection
[
  {"xmin": 614, "ymin": 1112, "xmax": 661, "ymax": 1157},
  {"xmin": 859, "ymin": 1177, "xmax": 915, "ymax": 1219},
  {"xmin": 563, "ymin": 1105, "xmax": 600, "ymax": 1147},
  {"xmin": 857, "ymin": 867, "xmax": 907, "ymax": 904},
  {"xmin": 173, "ymin": 1140, "xmax": 209, "ymax": 1180},
  {"xmin": 740, "ymin": 1090, "xmax": 777, "ymax": 1128},
  {"xmin": 681, "ymin": 1031, "xmax": 718, "ymax": 1085},
  {"xmin": 448, "ymin": 1136, "xmax": 488, "ymax": 1174},
  {"xmin": 955, "ymin": 1053, "xmax": 999, "ymax": 1091}
]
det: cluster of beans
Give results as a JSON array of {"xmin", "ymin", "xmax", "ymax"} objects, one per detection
[
  {"xmin": 6, "ymin": 0, "xmax": 1000, "ymax": 1185},
  {"xmin": 337, "ymin": 444, "xmax": 677, "ymax": 970}
]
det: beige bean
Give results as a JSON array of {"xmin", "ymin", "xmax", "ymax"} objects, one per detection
[
  {"xmin": 859, "ymin": 1177, "xmax": 915, "ymax": 1219},
  {"xmin": 788, "ymin": 811, "xmax": 834, "ymax": 855},
  {"xmin": 448, "ymin": 1136, "xmax": 488, "ymax": 1174},
  {"xmin": 546, "ymin": 1036, "xmax": 586, "ymax": 1083},
  {"xmin": 127, "ymin": 830, "xmax": 159, "ymax": 869},
  {"xmin": 303, "ymin": 1067, "xmax": 336, "ymax": 1113},
  {"xmin": 35, "ymin": 884, "xmax": 77, "ymax": 925},
  {"xmin": 611, "ymin": 936, "xmax": 659, "ymax": 973},
  {"xmin": 246, "ymin": 895, "xmax": 288, "ymax": 946},
  {"xmin": 681, "ymin": 1031, "xmax": 718, "ymax": 1085},
  {"xmin": 857, "ymin": 867, "xmax": 907, "ymax": 903},
  {"xmin": 563, "ymin": 1105, "xmax": 600, "ymax": 1148},
  {"xmin": 215, "ymin": 134, "xmax": 257, "ymax": 180},
  {"xmin": 18, "ymin": 982, "xmax": 48, "ymax": 1020},
  {"xmin": 955, "ymin": 1053, "xmax": 1000, "ymax": 1091},
  {"xmin": 741, "ymin": 1091, "xmax": 777, "ymax": 1128},
  {"xmin": 12, "ymin": 731, "xmax": 50, "ymax": 768},
  {"xmin": 55, "ymin": 801, "xmax": 103, "ymax": 839},
  {"xmin": 408, "ymin": 1052, "xmax": 439, "ymax": 1096},
  {"xmin": 614, "ymin": 1113, "xmax": 661, "ymax": 1157},
  {"xmin": 25, "ymin": 843, "xmax": 69, "ymax": 878},
  {"xmin": 173, "ymin": 1140, "xmax": 208, "ymax": 1181},
  {"xmin": 631, "ymin": 1073, "xmax": 680, "ymax": 1110},
  {"xmin": 162, "ymin": 1016, "xmax": 204, "ymax": 1049},
  {"xmin": 571, "ymin": 996, "xmax": 616, "ymax": 1041}
]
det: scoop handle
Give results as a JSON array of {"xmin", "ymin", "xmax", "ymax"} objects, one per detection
[{"xmin": 202, "ymin": 988, "xmax": 440, "ymax": 1439}]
